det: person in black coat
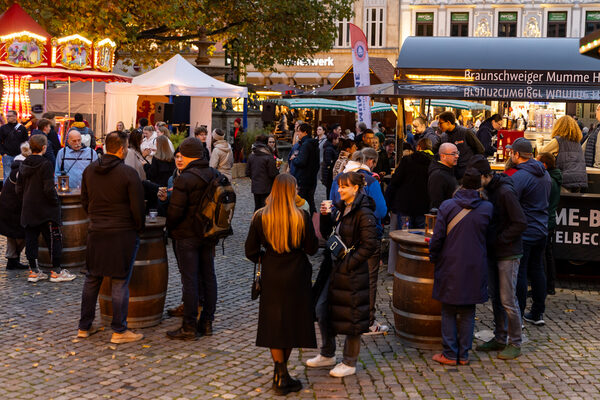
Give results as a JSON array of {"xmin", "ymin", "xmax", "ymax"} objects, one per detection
[
  {"xmin": 145, "ymin": 136, "xmax": 176, "ymax": 187},
  {"xmin": 290, "ymin": 123, "xmax": 319, "ymax": 214},
  {"xmin": 320, "ymin": 132, "xmax": 339, "ymax": 200},
  {"xmin": 245, "ymin": 174, "xmax": 318, "ymax": 395},
  {"xmin": 428, "ymin": 143, "xmax": 459, "ymax": 210},
  {"xmin": 476, "ymin": 115, "xmax": 502, "ymax": 157},
  {"xmin": 0, "ymin": 150, "xmax": 27, "ymax": 269},
  {"xmin": 308, "ymin": 172, "xmax": 378, "ymax": 378},
  {"xmin": 0, "ymin": 110, "xmax": 29, "ymax": 181},
  {"xmin": 30, "ymin": 118, "xmax": 56, "ymax": 167},
  {"xmin": 385, "ymin": 138, "xmax": 433, "ymax": 228},
  {"xmin": 42, "ymin": 112, "xmax": 62, "ymax": 156},
  {"xmin": 78, "ymin": 131, "xmax": 145, "ymax": 343},
  {"xmin": 246, "ymin": 136, "xmax": 279, "ymax": 211}
]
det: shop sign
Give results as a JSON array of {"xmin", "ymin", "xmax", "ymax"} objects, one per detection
[
  {"xmin": 586, "ymin": 11, "xmax": 600, "ymax": 22},
  {"xmin": 553, "ymin": 195, "xmax": 600, "ymax": 262},
  {"xmin": 451, "ymin": 13, "xmax": 469, "ymax": 23},
  {"xmin": 548, "ymin": 12, "xmax": 567, "ymax": 22},
  {"xmin": 416, "ymin": 13, "xmax": 434, "ymax": 23},
  {"xmin": 499, "ymin": 12, "xmax": 517, "ymax": 22},
  {"xmin": 283, "ymin": 57, "xmax": 335, "ymax": 67}
]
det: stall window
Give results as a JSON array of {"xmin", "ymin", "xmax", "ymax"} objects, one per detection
[
  {"xmin": 585, "ymin": 11, "xmax": 600, "ymax": 35},
  {"xmin": 498, "ymin": 12, "xmax": 518, "ymax": 37},
  {"xmin": 547, "ymin": 12, "xmax": 567, "ymax": 37},
  {"xmin": 450, "ymin": 12, "xmax": 469, "ymax": 37},
  {"xmin": 334, "ymin": 18, "xmax": 351, "ymax": 48},
  {"xmin": 365, "ymin": 7, "xmax": 384, "ymax": 47},
  {"xmin": 416, "ymin": 12, "xmax": 434, "ymax": 36}
]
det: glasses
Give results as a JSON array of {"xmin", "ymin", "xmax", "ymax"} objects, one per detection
[{"xmin": 442, "ymin": 151, "xmax": 460, "ymax": 156}]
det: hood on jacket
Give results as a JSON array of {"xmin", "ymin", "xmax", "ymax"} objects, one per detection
[
  {"xmin": 183, "ymin": 158, "xmax": 210, "ymax": 171},
  {"xmin": 412, "ymin": 150, "xmax": 434, "ymax": 164},
  {"xmin": 252, "ymin": 143, "xmax": 272, "ymax": 156},
  {"xmin": 343, "ymin": 160, "xmax": 371, "ymax": 173},
  {"xmin": 334, "ymin": 191, "xmax": 376, "ymax": 215},
  {"xmin": 19, "ymin": 155, "xmax": 47, "ymax": 178},
  {"xmin": 548, "ymin": 167, "xmax": 563, "ymax": 185},
  {"xmin": 213, "ymin": 140, "xmax": 231, "ymax": 151},
  {"xmin": 93, "ymin": 154, "xmax": 123, "ymax": 175},
  {"xmin": 480, "ymin": 118, "xmax": 496, "ymax": 133},
  {"xmin": 516, "ymin": 158, "xmax": 546, "ymax": 177},
  {"xmin": 428, "ymin": 160, "xmax": 454, "ymax": 175},
  {"xmin": 487, "ymin": 172, "xmax": 514, "ymax": 192},
  {"xmin": 453, "ymin": 188, "xmax": 483, "ymax": 209}
]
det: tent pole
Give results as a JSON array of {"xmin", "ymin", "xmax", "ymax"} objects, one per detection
[
  {"xmin": 44, "ymin": 77, "xmax": 47, "ymax": 113},
  {"xmin": 91, "ymin": 79, "xmax": 95, "ymax": 141},
  {"xmin": 68, "ymin": 77, "xmax": 71, "ymax": 119},
  {"xmin": 396, "ymin": 98, "xmax": 405, "ymax": 166},
  {"xmin": 427, "ymin": 99, "xmax": 431, "ymax": 120}
]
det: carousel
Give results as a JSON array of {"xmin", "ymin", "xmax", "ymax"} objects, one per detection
[{"xmin": 0, "ymin": 3, "xmax": 130, "ymax": 143}]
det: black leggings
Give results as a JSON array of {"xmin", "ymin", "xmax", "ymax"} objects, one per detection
[{"xmin": 25, "ymin": 222, "xmax": 62, "ymax": 271}]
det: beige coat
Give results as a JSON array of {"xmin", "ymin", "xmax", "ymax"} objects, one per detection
[{"xmin": 210, "ymin": 140, "xmax": 234, "ymax": 180}]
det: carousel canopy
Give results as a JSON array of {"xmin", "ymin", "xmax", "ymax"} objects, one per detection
[{"xmin": 0, "ymin": 4, "xmax": 51, "ymax": 38}]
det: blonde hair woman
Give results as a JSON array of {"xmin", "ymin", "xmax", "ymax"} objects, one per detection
[
  {"xmin": 244, "ymin": 173, "xmax": 318, "ymax": 395},
  {"xmin": 540, "ymin": 115, "xmax": 587, "ymax": 191}
]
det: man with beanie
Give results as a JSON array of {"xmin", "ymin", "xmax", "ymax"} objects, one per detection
[
  {"xmin": 508, "ymin": 137, "xmax": 551, "ymax": 326},
  {"xmin": 290, "ymin": 123, "xmax": 320, "ymax": 214},
  {"xmin": 428, "ymin": 142, "xmax": 459, "ymax": 210},
  {"xmin": 0, "ymin": 110, "xmax": 29, "ymax": 181},
  {"xmin": 167, "ymin": 137, "xmax": 218, "ymax": 340},
  {"xmin": 469, "ymin": 155, "xmax": 527, "ymax": 360},
  {"xmin": 78, "ymin": 131, "xmax": 145, "ymax": 343},
  {"xmin": 429, "ymin": 168, "xmax": 493, "ymax": 365},
  {"xmin": 70, "ymin": 113, "xmax": 95, "ymax": 148}
]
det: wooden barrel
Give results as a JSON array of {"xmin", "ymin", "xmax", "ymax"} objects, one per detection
[
  {"xmin": 39, "ymin": 189, "xmax": 88, "ymax": 269},
  {"xmin": 99, "ymin": 217, "xmax": 168, "ymax": 328},
  {"xmin": 390, "ymin": 229, "xmax": 442, "ymax": 350}
]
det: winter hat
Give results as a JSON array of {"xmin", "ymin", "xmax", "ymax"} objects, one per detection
[
  {"xmin": 462, "ymin": 168, "xmax": 482, "ymax": 190},
  {"xmin": 179, "ymin": 137, "xmax": 205, "ymax": 158},
  {"xmin": 234, "ymin": 118, "xmax": 241, "ymax": 124},
  {"xmin": 506, "ymin": 137, "xmax": 532, "ymax": 154},
  {"xmin": 467, "ymin": 154, "xmax": 491, "ymax": 175},
  {"xmin": 212, "ymin": 128, "xmax": 225, "ymax": 141}
]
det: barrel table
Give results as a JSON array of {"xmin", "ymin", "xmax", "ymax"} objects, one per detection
[
  {"xmin": 99, "ymin": 217, "xmax": 168, "ymax": 328},
  {"xmin": 39, "ymin": 189, "xmax": 88, "ymax": 269},
  {"xmin": 390, "ymin": 229, "xmax": 442, "ymax": 349}
]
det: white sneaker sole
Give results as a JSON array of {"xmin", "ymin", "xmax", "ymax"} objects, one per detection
[
  {"xmin": 329, "ymin": 367, "xmax": 356, "ymax": 377},
  {"xmin": 50, "ymin": 276, "xmax": 76, "ymax": 282},
  {"xmin": 306, "ymin": 359, "xmax": 336, "ymax": 368}
]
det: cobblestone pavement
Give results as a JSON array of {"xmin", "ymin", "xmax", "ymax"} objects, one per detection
[{"xmin": 2, "ymin": 177, "xmax": 600, "ymax": 399}]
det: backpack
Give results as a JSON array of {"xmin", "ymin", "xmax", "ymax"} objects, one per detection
[{"xmin": 189, "ymin": 168, "xmax": 236, "ymax": 242}]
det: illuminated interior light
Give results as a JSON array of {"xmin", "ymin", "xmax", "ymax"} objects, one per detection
[
  {"xmin": 405, "ymin": 74, "xmax": 475, "ymax": 82},
  {"xmin": 97, "ymin": 38, "xmax": 116, "ymax": 47},
  {"xmin": 57, "ymin": 34, "xmax": 92, "ymax": 45},
  {"xmin": 255, "ymin": 91, "xmax": 282, "ymax": 96},
  {"xmin": 1, "ymin": 75, "xmax": 32, "ymax": 119},
  {"xmin": 0, "ymin": 31, "xmax": 47, "ymax": 42}
]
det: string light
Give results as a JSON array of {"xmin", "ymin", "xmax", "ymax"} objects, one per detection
[
  {"xmin": 0, "ymin": 31, "xmax": 47, "ymax": 42},
  {"xmin": 1, "ymin": 75, "xmax": 32, "ymax": 119},
  {"xmin": 57, "ymin": 34, "xmax": 92, "ymax": 45}
]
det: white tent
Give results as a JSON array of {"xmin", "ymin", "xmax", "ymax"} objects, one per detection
[
  {"xmin": 46, "ymin": 81, "xmax": 106, "ymax": 134},
  {"xmin": 105, "ymin": 54, "xmax": 247, "ymax": 135}
]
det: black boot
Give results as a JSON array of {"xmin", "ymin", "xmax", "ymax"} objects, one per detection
[
  {"xmin": 198, "ymin": 319, "xmax": 213, "ymax": 336},
  {"xmin": 272, "ymin": 361, "xmax": 302, "ymax": 396},
  {"xmin": 166, "ymin": 323, "xmax": 199, "ymax": 340},
  {"xmin": 6, "ymin": 258, "xmax": 28, "ymax": 270}
]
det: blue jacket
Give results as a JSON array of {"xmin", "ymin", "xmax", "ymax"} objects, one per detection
[
  {"xmin": 476, "ymin": 118, "xmax": 497, "ymax": 157},
  {"xmin": 510, "ymin": 159, "xmax": 551, "ymax": 242},
  {"xmin": 429, "ymin": 189, "xmax": 493, "ymax": 305},
  {"xmin": 330, "ymin": 164, "xmax": 387, "ymax": 238},
  {"xmin": 54, "ymin": 145, "xmax": 98, "ymax": 189},
  {"xmin": 287, "ymin": 142, "xmax": 300, "ymax": 176}
]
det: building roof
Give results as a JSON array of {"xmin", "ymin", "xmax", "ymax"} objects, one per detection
[
  {"xmin": 332, "ymin": 57, "xmax": 395, "ymax": 89},
  {"xmin": 0, "ymin": 3, "xmax": 51, "ymax": 38}
]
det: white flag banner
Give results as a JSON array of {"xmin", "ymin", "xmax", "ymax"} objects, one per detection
[{"xmin": 349, "ymin": 23, "xmax": 371, "ymax": 128}]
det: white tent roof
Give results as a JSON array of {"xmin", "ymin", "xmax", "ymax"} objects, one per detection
[{"xmin": 105, "ymin": 54, "xmax": 247, "ymax": 98}]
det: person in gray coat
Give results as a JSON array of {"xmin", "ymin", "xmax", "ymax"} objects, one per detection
[{"xmin": 209, "ymin": 128, "xmax": 234, "ymax": 181}]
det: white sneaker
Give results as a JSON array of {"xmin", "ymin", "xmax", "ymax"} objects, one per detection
[
  {"xmin": 27, "ymin": 270, "xmax": 48, "ymax": 282},
  {"xmin": 364, "ymin": 321, "xmax": 389, "ymax": 335},
  {"xmin": 329, "ymin": 362, "xmax": 356, "ymax": 377},
  {"xmin": 50, "ymin": 269, "xmax": 77, "ymax": 282},
  {"xmin": 306, "ymin": 354, "xmax": 336, "ymax": 367}
]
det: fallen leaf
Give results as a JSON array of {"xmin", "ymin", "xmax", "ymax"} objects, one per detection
[
  {"xmin": 32, "ymin": 363, "xmax": 38, "ymax": 367},
  {"xmin": 564, "ymin": 309, "xmax": 575, "ymax": 313},
  {"xmin": 142, "ymin": 344, "xmax": 151, "ymax": 348},
  {"xmin": 47, "ymin": 310, "xmax": 54, "ymax": 314},
  {"xmin": 69, "ymin": 351, "xmax": 76, "ymax": 356}
]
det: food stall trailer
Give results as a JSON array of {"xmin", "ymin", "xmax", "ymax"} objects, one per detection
[{"xmin": 319, "ymin": 36, "xmax": 600, "ymax": 265}]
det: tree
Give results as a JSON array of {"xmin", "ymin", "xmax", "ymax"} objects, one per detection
[{"xmin": 4, "ymin": 0, "xmax": 353, "ymax": 70}]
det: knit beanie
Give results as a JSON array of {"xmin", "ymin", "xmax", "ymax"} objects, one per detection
[
  {"xmin": 212, "ymin": 129, "xmax": 225, "ymax": 141},
  {"xmin": 462, "ymin": 168, "xmax": 482, "ymax": 190},
  {"xmin": 179, "ymin": 137, "xmax": 205, "ymax": 158},
  {"xmin": 467, "ymin": 154, "xmax": 492, "ymax": 175}
]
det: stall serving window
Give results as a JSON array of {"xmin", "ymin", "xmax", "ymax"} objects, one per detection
[
  {"xmin": 498, "ymin": 12, "xmax": 518, "ymax": 37},
  {"xmin": 334, "ymin": 18, "xmax": 351, "ymax": 48},
  {"xmin": 365, "ymin": 7, "xmax": 384, "ymax": 47},
  {"xmin": 450, "ymin": 12, "xmax": 469, "ymax": 37},
  {"xmin": 585, "ymin": 11, "xmax": 600, "ymax": 35},
  {"xmin": 416, "ymin": 12, "xmax": 434, "ymax": 37},
  {"xmin": 547, "ymin": 12, "xmax": 567, "ymax": 37}
]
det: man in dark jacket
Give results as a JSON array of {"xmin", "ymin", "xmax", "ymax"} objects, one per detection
[
  {"xmin": 508, "ymin": 138, "xmax": 551, "ymax": 326},
  {"xmin": 30, "ymin": 118, "xmax": 56, "ymax": 167},
  {"xmin": 0, "ymin": 151, "xmax": 27, "ymax": 269},
  {"xmin": 166, "ymin": 137, "xmax": 218, "ymax": 340},
  {"xmin": 386, "ymin": 138, "xmax": 433, "ymax": 228},
  {"xmin": 582, "ymin": 104, "xmax": 600, "ymax": 168},
  {"xmin": 246, "ymin": 135, "xmax": 279, "ymax": 211},
  {"xmin": 476, "ymin": 114, "xmax": 502, "ymax": 157},
  {"xmin": 469, "ymin": 155, "xmax": 527, "ymax": 360},
  {"xmin": 16, "ymin": 135, "xmax": 75, "ymax": 283},
  {"xmin": 78, "ymin": 131, "xmax": 145, "ymax": 343},
  {"xmin": 429, "ymin": 169, "xmax": 493, "ymax": 365},
  {"xmin": 437, "ymin": 111, "xmax": 485, "ymax": 179},
  {"xmin": 428, "ymin": 143, "xmax": 459, "ymax": 210},
  {"xmin": 0, "ymin": 110, "xmax": 29, "ymax": 181},
  {"xmin": 291, "ymin": 123, "xmax": 319, "ymax": 214},
  {"xmin": 42, "ymin": 112, "xmax": 61, "ymax": 157},
  {"xmin": 413, "ymin": 116, "xmax": 440, "ymax": 150}
]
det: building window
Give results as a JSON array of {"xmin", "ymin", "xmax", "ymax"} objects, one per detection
[
  {"xmin": 498, "ymin": 12, "xmax": 518, "ymax": 37},
  {"xmin": 547, "ymin": 12, "xmax": 567, "ymax": 37},
  {"xmin": 334, "ymin": 18, "xmax": 351, "ymax": 48},
  {"xmin": 585, "ymin": 11, "xmax": 600, "ymax": 35},
  {"xmin": 365, "ymin": 7, "xmax": 384, "ymax": 47},
  {"xmin": 450, "ymin": 12, "xmax": 469, "ymax": 37},
  {"xmin": 416, "ymin": 12, "xmax": 434, "ymax": 36}
]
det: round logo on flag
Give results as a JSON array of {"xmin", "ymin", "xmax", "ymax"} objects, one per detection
[{"xmin": 355, "ymin": 41, "xmax": 366, "ymax": 61}]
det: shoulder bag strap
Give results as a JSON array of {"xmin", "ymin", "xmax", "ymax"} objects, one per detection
[{"xmin": 446, "ymin": 208, "xmax": 472, "ymax": 235}]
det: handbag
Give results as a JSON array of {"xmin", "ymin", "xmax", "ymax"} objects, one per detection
[
  {"xmin": 251, "ymin": 257, "xmax": 262, "ymax": 300},
  {"xmin": 326, "ymin": 225, "xmax": 355, "ymax": 260}
]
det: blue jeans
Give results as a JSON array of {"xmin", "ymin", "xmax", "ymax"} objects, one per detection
[
  {"xmin": 441, "ymin": 303, "xmax": 476, "ymax": 362},
  {"xmin": 489, "ymin": 258, "xmax": 522, "ymax": 346},
  {"xmin": 175, "ymin": 237, "xmax": 217, "ymax": 327},
  {"xmin": 397, "ymin": 214, "xmax": 425, "ymax": 229},
  {"xmin": 2, "ymin": 154, "xmax": 14, "ymax": 181},
  {"xmin": 79, "ymin": 237, "xmax": 140, "ymax": 333},
  {"xmin": 517, "ymin": 238, "xmax": 547, "ymax": 317}
]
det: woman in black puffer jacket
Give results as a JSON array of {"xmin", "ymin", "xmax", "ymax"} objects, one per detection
[{"xmin": 309, "ymin": 171, "xmax": 378, "ymax": 378}]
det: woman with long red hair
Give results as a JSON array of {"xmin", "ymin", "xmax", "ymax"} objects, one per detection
[{"xmin": 245, "ymin": 173, "xmax": 318, "ymax": 395}]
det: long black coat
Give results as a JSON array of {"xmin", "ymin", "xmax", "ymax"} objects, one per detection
[
  {"xmin": 145, "ymin": 158, "xmax": 176, "ymax": 187},
  {"xmin": 385, "ymin": 150, "xmax": 433, "ymax": 215},
  {"xmin": 291, "ymin": 135, "xmax": 319, "ymax": 188},
  {"xmin": 246, "ymin": 143, "xmax": 278, "ymax": 194},
  {"xmin": 245, "ymin": 210, "xmax": 318, "ymax": 348},
  {"xmin": 81, "ymin": 155, "xmax": 145, "ymax": 278},
  {"xmin": 15, "ymin": 155, "xmax": 60, "ymax": 227},
  {"xmin": 0, "ymin": 159, "xmax": 25, "ymax": 238},
  {"xmin": 320, "ymin": 193, "xmax": 378, "ymax": 336},
  {"xmin": 320, "ymin": 139, "xmax": 338, "ymax": 186}
]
